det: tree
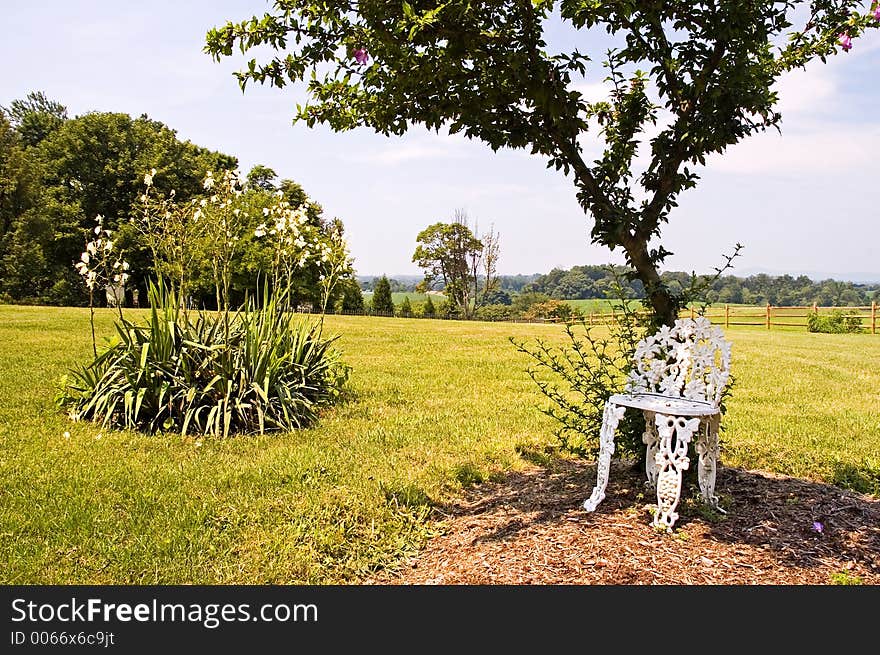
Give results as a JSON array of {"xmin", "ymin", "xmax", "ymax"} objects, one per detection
[
  {"xmin": 412, "ymin": 210, "xmax": 500, "ymax": 319},
  {"xmin": 2, "ymin": 91, "xmax": 67, "ymax": 148},
  {"xmin": 25, "ymin": 111, "xmax": 236, "ymax": 303},
  {"xmin": 246, "ymin": 164, "xmax": 278, "ymax": 191},
  {"xmin": 339, "ymin": 277, "xmax": 365, "ymax": 312},
  {"xmin": 206, "ymin": 2, "xmax": 880, "ymax": 327},
  {"xmin": 371, "ymin": 275, "xmax": 394, "ymax": 315},
  {"xmin": 0, "ymin": 114, "xmax": 41, "ymax": 244},
  {"xmin": 398, "ymin": 296, "xmax": 413, "ymax": 317},
  {"xmin": 422, "ymin": 294, "xmax": 436, "ymax": 318}
]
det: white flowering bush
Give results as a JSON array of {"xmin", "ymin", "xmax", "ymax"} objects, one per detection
[
  {"xmin": 254, "ymin": 192, "xmax": 353, "ymax": 315},
  {"xmin": 74, "ymin": 214, "xmax": 129, "ymax": 355},
  {"xmin": 57, "ymin": 169, "xmax": 351, "ymax": 437},
  {"xmin": 58, "ymin": 281, "xmax": 349, "ymax": 436}
]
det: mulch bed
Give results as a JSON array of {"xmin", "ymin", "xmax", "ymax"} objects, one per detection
[{"xmin": 367, "ymin": 459, "xmax": 880, "ymax": 585}]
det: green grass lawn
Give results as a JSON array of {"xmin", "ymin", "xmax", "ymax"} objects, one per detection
[{"xmin": 1, "ymin": 305, "xmax": 878, "ymax": 584}]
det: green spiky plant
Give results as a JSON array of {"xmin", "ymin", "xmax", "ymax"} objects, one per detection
[{"xmin": 58, "ymin": 281, "xmax": 349, "ymax": 437}]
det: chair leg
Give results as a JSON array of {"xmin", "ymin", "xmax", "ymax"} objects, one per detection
[
  {"xmin": 583, "ymin": 401, "xmax": 625, "ymax": 512},
  {"xmin": 695, "ymin": 415, "xmax": 724, "ymax": 511},
  {"xmin": 652, "ymin": 413, "xmax": 701, "ymax": 530},
  {"xmin": 642, "ymin": 411, "xmax": 659, "ymax": 489}
]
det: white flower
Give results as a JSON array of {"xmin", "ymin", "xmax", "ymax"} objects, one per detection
[
  {"xmin": 263, "ymin": 208, "xmax": 270, "ymax": 216},
  {"xmin": 80, "ymin": 252, "xmax": 90, "ymax": 264},
  {"xmin": 122, "ymin": 261, "xmax": 130, "ymax": 271},
  {"xmin": 94, "ymin": 225, "xmax": 102, "ymax": 235},
  {"xmin": 255, "ymin": 224, "xmax": 267, "ymax": 238},
  {"xmin": 144, "ymin": 172, "xmax": 153, "ymax": 186},
  {"xmin": 63, "ymin": 431, "xmax": 70, "ymax": 439}
]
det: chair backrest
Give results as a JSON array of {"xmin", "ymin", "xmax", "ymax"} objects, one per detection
[{"xmin": 625, "ymin": 317, "xmax": 732, "ymax": 407}]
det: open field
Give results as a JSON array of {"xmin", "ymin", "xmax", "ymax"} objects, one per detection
[
  {"xmin": 362, "ymin": 291, "xmax": 442, "ymax": 305},
  {"xmin": 1, "ymin": 305, "xmax": 878, "ymax": 584}
]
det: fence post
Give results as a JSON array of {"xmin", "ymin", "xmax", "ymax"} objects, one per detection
[
  {"xmin": 766, "ymin": 303, "xmax": 771, "ymax": 330},
  {"xmin": 873, "ymin": 301, "xmax": 877, "ymax": 335},
  {"xmin": 725, "ymin": 304, "xmax": 729, "ymax": 328},
  {"xmin": 690, "ymin": 306, "xmax": 695, "ymax": 320}
]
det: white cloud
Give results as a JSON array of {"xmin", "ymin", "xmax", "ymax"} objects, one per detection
[
  {"xmin": 337, "ymin": 131, "xmax": 476, "ymax": 165},
  {"xmin": 708, "ymin": 126, "xmax": 880, "ymax": 176}
]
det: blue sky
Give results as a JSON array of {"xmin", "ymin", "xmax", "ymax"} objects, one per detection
[{"xmin": 2, "ymin": 1, "xmax": 879, "ymax": 280}]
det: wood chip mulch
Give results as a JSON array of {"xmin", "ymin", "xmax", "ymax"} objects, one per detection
[{"xmin": 366, "ymin": 459, "xmax": 880, "ymax": 585}]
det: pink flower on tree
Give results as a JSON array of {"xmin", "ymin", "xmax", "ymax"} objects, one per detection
[
  {"xmin": 874, "ymin": 6, "xmax": 880, "ymax": 21},
  {"xmin": 353, "ymin": 48, "xmax": 369, "ymax": 65},
  {"xmin": 839, "ymin": 33, "xmax": 852, "ymax": 51}
]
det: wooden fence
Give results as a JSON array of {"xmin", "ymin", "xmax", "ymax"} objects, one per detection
[{"xmin": 577, "ymin": 302, "xmax": 877, "ymax": 333}]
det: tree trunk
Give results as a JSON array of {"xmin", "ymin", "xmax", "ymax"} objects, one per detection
[{"xmin": 624, "ymin": 236, "xmax": 679, "ymax": 327}]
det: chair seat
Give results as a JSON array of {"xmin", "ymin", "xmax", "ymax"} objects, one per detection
[{"xmin": 608, "ymin": 392, "xmax": 719, "ymax": 417}]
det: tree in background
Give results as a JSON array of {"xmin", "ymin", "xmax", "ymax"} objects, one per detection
[
  {"xmin": 207, "ymin": 1, "xmax": 880, "ymax": 327},
  {"xmin": 0, "ymin": 98, "xmax": 238, "ymax": 304},
  {"xmin": 0, "ymin": 94, "xmax": 357, "ymax": 308},
  {"xmin": 0, "ymin": 113, "xmax": 45, "ymax": 300},
  {"xmin": 2, "ymin": 91, "xmax": 67, "ymax": 147},
  {"xmin": 371, "ymin": 275, "xmax": 394, "ymax": 315},
  {"xmin": 412, "ymin": 210, "xmax": 500, "ymax": 319},
  {"xmin": 422, "ymin": 294, "xmax": 436, "ymax": 318},
  {"xmin": 397, "ymin": 296, "xmax": 413, "ymax": 317},
  {"xmin": 339, "ymin": 278, "xmax": 365, "ymax": 312}
]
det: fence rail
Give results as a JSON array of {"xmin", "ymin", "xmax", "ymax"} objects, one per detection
[
  {"xmin": 325, "ymin": 301, "xmax": 878, "ymax": 333},
  {"xmin": 579, "ymin": 303, "xmax": 876, "ymax": 333},
  {"xmin": 683, "ymin": 302, "xmax": 877, "ymax": 333}
]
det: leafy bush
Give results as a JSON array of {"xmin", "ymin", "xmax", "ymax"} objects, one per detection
[
  {"xmin": 512, "ymin": 311, "xmax": 647, "ymax": 459},
  {"xmin": 475, "ymin": 304, "xmax": 513, "ymax": 321},
  {"xmin": 57, "ymin": 284, "xmax": 349, "ymax": 436},
  {"xmin": 807, "ymin": 310, "xmax": 862, "ymax": 334},
  {"xmin": 397, "ymin": 296, "xmax": 413, "ymax": 317},
  {"xmin": 437, "ymin": 299, "xmax": 458, "ymax": 319},
  {"xmin": 421, "ymin": 295, "xmax": 436, "ymax": 317},
  {"xmin": 523, "ymin": 299, "xmax": 581, "ymax": 322}
]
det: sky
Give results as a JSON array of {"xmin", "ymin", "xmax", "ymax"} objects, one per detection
[{"xmin": 2, "ymin": 1, "xmax": 879, "ymax": 281}]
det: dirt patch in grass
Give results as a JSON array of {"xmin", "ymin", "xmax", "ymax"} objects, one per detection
[{"xmin": 366, "ymin": 459, "xmax": 880, "ymax": 585}]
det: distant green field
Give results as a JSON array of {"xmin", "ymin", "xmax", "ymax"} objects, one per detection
[
  {"xmin": 1, "ymin": 305, "xmax": 878, "ymax": 584},
  {"xmin": 564, "ymin": 298, "xmax": 634, "ymax": 313}
]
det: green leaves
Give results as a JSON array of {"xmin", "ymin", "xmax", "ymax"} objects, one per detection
[
  {"xmin": 57, "ymin": 282, "xmax": 350, "ymax": 436},
  {"xmin": 204, "ymin": 0, "xmax": 879, "ymax": 326}
]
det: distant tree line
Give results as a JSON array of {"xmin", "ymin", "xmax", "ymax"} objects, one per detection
[
  {"xmin": 523, "ymin": 265, "xmax": 879, "ymax": 307},
  {"xmin": 0, "ymin": 92, "xmax": 356, "ymax": 308}
]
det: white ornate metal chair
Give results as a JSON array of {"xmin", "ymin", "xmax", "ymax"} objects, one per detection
[{"xmin": 583, "ymin": 317, "xmax": 732, "ymax": 530}]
